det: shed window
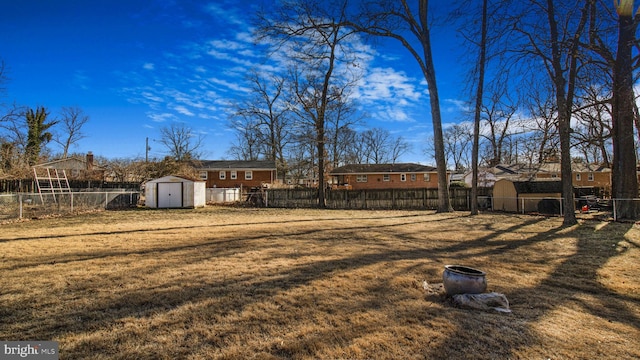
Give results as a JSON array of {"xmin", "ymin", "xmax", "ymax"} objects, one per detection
[
  {"xmin": 231, "ymin": 171, "xmax": 237, "ymax": 180},
  {"xmin": 245, "ymin": 171, "xmax": 253, "ymax": 180},
  {"xmin": 401, "ymin": 174, "xmax": 407, "ymax": 182},
  {"xmin": 356, "ymin": 175, "xmax": 368, "ymax": 182},
  {"xmin": 424, "ymin": 173, "xmax": 430, "ymax": 182},
  {"xmin": 383, "ymin": 174, "xmax": 390, "ymax": 182},
  {"xmin": 219, "ymin": 171, "xmax": 226, "ymax": 180},
  {"xmin": 199, "ymin": 171, "xmax": 208, "ymax": 180},
  {"xmin": 410, "ymin": 174, "xmax": 417, "ymax": 182},
  {"xmin": 576, "ymin": 173, "xmax": 581, "ymax": 181},
  {"xmin": 588, "ymin": 173, "xmax": 594, "ymax": 181}
]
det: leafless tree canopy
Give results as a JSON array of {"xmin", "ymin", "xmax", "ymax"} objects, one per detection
[
  {"xmin": 54, "ymin": 106, "xmax": 90, "ymax": 158},
  {"xmin": 158, "ymin": 123, "xmax": 205, "ymax": 162}
]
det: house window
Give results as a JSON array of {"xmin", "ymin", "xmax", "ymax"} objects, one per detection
[
  {"xmin": 588, "ymin": 173, "xmax": 594, "ymax": 181},
  {"xmin": 219, "ymin": 171, "xmax": 226, "ymax": 180},
  {"xmin": 383, "ymin": 174, "xmax": 390, "ymax": 182},
  {"xmin": 356, "ymin": 175, "xmax": 368, "ymax": 182},
  {"xmin": 576, "ymin": 173, "xmax": 581, "ymax": 181},
  {"xmin": 424, "ymin": 173, "xmax": 430, "ymax": 182},
  {"xmin": 401, "ymin": 174, "xmax": 407, "ymax": 182},
  {"xmin": 245, "ymin": 171, "xmax": 253, "ymax": 180},
  {"xmin": 410, "ymin": 174, "xmax": 417, "ymax": 182},
  {"xmin": 199, "ymin": 171, "xmax": 208, "ymax": 180},
  {"xmin": 231, "ymin": 171, "xmax": 237, "ymax": 180}
]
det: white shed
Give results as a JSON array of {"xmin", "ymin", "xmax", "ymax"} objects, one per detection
[{"xmin": 145, "ymin": 175, "xmax": 206, "ymax": 209}]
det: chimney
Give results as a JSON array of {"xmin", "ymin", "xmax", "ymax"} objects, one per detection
[{"xmin": 86, "ymin": 151, "xmax": 94, "ymax": 171}]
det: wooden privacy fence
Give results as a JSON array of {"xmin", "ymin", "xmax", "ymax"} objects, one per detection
[{"xmin": 265, "ymin": 188, "xmax": 471, "ymax": 210}]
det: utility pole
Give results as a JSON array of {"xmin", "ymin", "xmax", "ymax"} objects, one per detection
[{"xmin": 145, "ymin": 137, "xmax": 150, "ymax": 162}]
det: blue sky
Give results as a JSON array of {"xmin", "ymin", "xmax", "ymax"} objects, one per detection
[{"xmin": 0, "ymin": 0, "xmax": 468, "ymax": 163}]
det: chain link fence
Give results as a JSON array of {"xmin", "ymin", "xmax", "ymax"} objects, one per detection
[{"xmin": 0, "ymin": 191, "xmax": 141, "ymax": 222}]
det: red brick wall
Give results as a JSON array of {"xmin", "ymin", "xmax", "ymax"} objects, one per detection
[
  {"xmin": 335, "ymin": 172, "xmax": 441, "ymax": 190},
  {"xmin": 573, "ymin": 172, "xmax": 611, "ymax": 188},
  {"xmin": 205, "ymin": 170, "xmax": 275, "ymax": 188}
]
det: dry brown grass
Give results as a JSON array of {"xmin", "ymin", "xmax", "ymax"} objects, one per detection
[{"xmin": 1, "ymin": 207, "xmax": 639, "ymax": 359}]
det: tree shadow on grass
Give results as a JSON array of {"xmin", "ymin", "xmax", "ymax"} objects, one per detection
[
  {"xmin": 423, "ymin": 220, "xmax": 639, "ymax": 359},
  {"xmin": 2, "ymin": 212, "xmax": 638, "ymax": 358}
]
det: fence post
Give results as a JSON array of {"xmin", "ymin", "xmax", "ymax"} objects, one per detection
[
  {"xmin": 423, "ymin": 189, "xmax": 427, "ymax": 209},
  {"xmin": 613, "ymin": 199, "xmax": 617, "ymax": 221},
  {"xmin": 18, "ymin": 193, "xmax": 23, "ymax": 220},
  {"xmin": 71, "ymin": 192, "xmax": 74, "ymax": 213}
]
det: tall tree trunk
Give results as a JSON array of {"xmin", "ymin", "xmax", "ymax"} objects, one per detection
[
  {"xmin": 611, "ymin": 0, "xmax": 639, "ymax": 219},
  {"xmin": 471, "ymin": 0, "xmax": 488, "ymax": 215},
  {"xmin": 545, "ymin": 0, "xmax": 589, "ymax": 226},
  {"xmin": 419, "ymin": 0, "xmax": 453, "ymax": 212}
]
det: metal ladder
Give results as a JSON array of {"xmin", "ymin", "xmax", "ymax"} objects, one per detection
[{"xmin": 33, "ymin": 167, "xmax": 71, "ymax": 204}]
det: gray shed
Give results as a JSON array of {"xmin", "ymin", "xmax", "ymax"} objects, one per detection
[{"xmin": 145, "ymin": 175, "xmax": 206, "ymax": 208}]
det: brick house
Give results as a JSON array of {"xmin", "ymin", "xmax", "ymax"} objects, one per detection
[
  {"xmin": 330, "ymin": 163, "xmax": 443, "ymax": 190},
  {"xmin": 535, "ymin": 162, "xmax": 611, "ymax": 192},
  {"xmin": 196, "ymin": 160, "xmax": 277, "ymax": 188}
]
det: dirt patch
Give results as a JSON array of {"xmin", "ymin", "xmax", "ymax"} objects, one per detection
[{"xmin": 1, "ymin": 207, "xmax": 638, "ymax": 359}]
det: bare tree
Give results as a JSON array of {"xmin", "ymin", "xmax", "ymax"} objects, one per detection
[
  {"xmin": 350, "ymin": 0, "xmax": 452, "ymax": 212},
  {"xmin": 509, "ymin": 0, "xmax": 590, "ymax": 225},
  {"xmin": 257, "ymin": 0, "xmax": 360, "ymax": 206},
  {"xmin": 521, "ymin": 81, "xmax": 560, "ymax": 166},
  {"xmin": 325, "ymin": 86, "xmax": 363, "ymax": 169},
  {"xmin": 443, "ymin": 123, "xmax": 473, "ymax": 171},
  {"xmin": 54, "ymin": 106, "xmax": 89, "ymax": 158},
  {"xmin": 480, "ymin": 81, "xmax": 519, "ymax": 167},
  {"xmin": 573, "ymin": 85, "xmax": 612, "ymax": 166},
  {"xmin": 227, "ymin": 119, "xmax": 263, "ymax": 161},
  {"xmin": 329, "ymin": 126, "xmax": 359, "ymax": 166},
  {"xmin": 356, "ymin": 127, "xmax": 411, "ymax": 165},
  {"xmin": 610, "ymin": 0, "xmax": 638, "ymax": 218},
  {"xmin": 455, "ymin": 0, "xmax": 490, "ymax": 215},
  {"xmin": 230, "ymin": 71, "xmax": 293, "ymax": 180},
  {"xmin": 158, "ymin": 123, "xmax": 204, "ymax": 161}
]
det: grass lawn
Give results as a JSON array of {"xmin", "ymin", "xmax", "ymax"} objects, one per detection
[{"xmin": 1, "ymin": 207, "xmax": 639, "ymax": 359}]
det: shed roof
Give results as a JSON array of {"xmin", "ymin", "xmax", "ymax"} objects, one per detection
[
  {"xmin": 331, "ymin": 163, "xmax": 437, "ymax": 174},
  {"xmin": 510, "ymin": 180, "xmax": 562, "ymax": 194},
  {"xmin": 146, "ymin": 175, "xmax": 203, "ymax": 183},
  {"xmin": 197, "ymin": 160, "xmax": 276, "ymax": 170}
]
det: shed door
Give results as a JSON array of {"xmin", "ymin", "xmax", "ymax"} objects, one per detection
[{"xmin": 158, "ymin": 182, "xmax": 183, "ymax": 208}]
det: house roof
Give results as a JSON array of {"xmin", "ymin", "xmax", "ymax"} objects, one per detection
[
  {"xmin": 510, "ymin": 180, "xmax": 562, "ymax": 194},
  {"xmin": 197, "ymin": 160, "xmax": 276, "ymax": 170},
  {"xmin": 34, "ymin": 156, "xmax": 105, "ymax": 171},
  {"xmin": 330, "ymin": 163, "xmax": 437, "ymax": 175},
  {"xmin": 537, "ymin": 162, "xmax": 611, "ymax": 173}
]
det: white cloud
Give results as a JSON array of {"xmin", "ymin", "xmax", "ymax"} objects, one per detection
[
  {"xmin": 141, "ymin": 91, "xmax": 163, "ymax": 103},
  {"xmin": 147, "ymin": 112, "xmax": 176, "ymax": 122},
  {"xmin": 443, "ymin": 99, "xmax": 469, "ymax": 113},
  {"xmin": 143, "ymin": 63, "xmax": 155, "ymax": 70},
  {"xmin": 174, "ymin": 105, "xmax": 195, "ymax": 116},
  {"xmin": 204, "ymin": 3, "xmax": 244, "ymax": 26},
  {"xmin": 357, "ymin": 67, "xmax": 422, "ymax": 103},
  {"xmin": 208, "ymin": 77, "xmax": 250, "ymax": 93}
]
